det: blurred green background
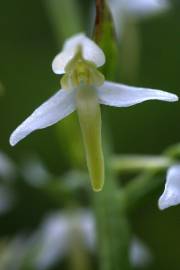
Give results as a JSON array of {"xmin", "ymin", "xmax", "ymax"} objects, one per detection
[{"xmin": 0, "ymin": 0, "xmax": 180, "ymax": 269}]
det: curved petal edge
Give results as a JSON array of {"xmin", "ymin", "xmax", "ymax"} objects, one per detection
[
  {"xmin": 158, "ymin": 165, "xmax": 180, "ymax": 210},
  {"xmin": 52, "ymin": 33, "xmax": 105, "ymax": 74},
  {"xmin": 10, "ymin": 89, "xmax": 76, "ymax": 146},
  {"xmin": 97, "ymin": 81, "xmax": 178, "ymax": 107}
]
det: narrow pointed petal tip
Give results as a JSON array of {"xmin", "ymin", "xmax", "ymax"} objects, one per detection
[
  {"xmin": 158, "ymin": 165, "xmax": 180, "ymax": 210},
  {"xmin": 170, "ymin": 94, "xmax": 179, "ymax": 102},
  {"xmin": 9, "ymin": 132, "xmax": 20, "ymax": 147},
  {"xmin": 9, "ymin": 89, "xmax": 76, "ymax": 146},
  {"xmin": 98, "ymin": 81, "xmax": 178, "ymax": 107},
  {"xmin": 52, "ymin": 33, "xmax": 105, "ymax": 74}
]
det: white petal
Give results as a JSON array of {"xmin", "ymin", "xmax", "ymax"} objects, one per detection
[
  {"xmin": 106, "ymin": 0, "xmax": 169, "ymax": 40},
  {"xmin": 78, "ymin": 211, "xmax": 95, "ymax": 250},
  {"xmin": 126, "ymin": 0, "xmax": 169, "ymax": 17},
  {"xmin": 10, "ymin": 89, "xmax": 76, "ymax": 146},
  {"xmin": 158, "ymin": 165, "xmax": 180, "ymax": 210},
  {"xmin": 106, "ymin": 0, "xmax": 125, "ymax": 39},
  {"xmin": 130, "ymin": 237, "xmax": 152, "ymax": 267},
  {"xmin": 97, "ymin": 81, "xmax": 178, "ymax": 107},
  {"xmin": 52, "ymin": 33, "xmax": 105, "ymax": 74},
  {"xmin": 35, "ymin": 213, "xmax": 69, "ymax": 269}
]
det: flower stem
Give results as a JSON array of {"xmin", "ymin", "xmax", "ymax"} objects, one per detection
[
  {"xmin": 93, "ymin": 0, "xmax": 119, "ymax": 81},
  {"xmin": 94, "ymin": 139, "xmax": 131, "ymax": 270},
  {"xmin": 94, "ymin": 0, "xmax": 105, "ymax": 42},
  {"xmin": 120, "ymin": 171, "xmax": 163, "ymax": 212},
  {"xmin": 111, "ymin": 154, "xmax": 173, "ymax": 173}
]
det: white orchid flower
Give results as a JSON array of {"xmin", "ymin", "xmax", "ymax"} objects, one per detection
[
  {"xmin": 158, "ymin": 165, "xmax": 180, "ymax": 210},
  {"xmin": 107, "ymin": 0, "xmax": 169, "ymax": 39},
  {"xmin": 0, "ymin": 210, "xmax": 94, "ymax": 270},
  {"xmin": 10, "ymin": 33, "xmax": 178, "ymax": 191},
  {"xmin": 34, "ymin": 212, "xmax": 152, "ymax": 270},
  {"xmin": 34, "ymin": 210, "xmax": 95, "ymax": 270}
]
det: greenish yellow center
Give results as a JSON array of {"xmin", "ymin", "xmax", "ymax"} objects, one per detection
[
  {"xmin": 61, "ymin": 46, "xmax": 105, "ymax": 90},
  {"xmin": 60, "ymin": 46, "xmax": 105, "ymax": 192}
]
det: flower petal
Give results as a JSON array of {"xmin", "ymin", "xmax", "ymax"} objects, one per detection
[
  {"xmin": 106, "ymin": 0, "xmax": 169, "ymax": 40},
  {"xmin": 130, "ymin": 237, "xmax": 152, "ymax": 267},
  {"xmin": 106, "ymin": 0, "xmax": 125, "ymax": 39},
  {"xmin": 35, "ymin": 213, "xmax": 69, "ymax": 269},
  {"xmin": 10, "ymin": 89, "xmax": 76, "ymax": 146},
  {"xmin": 52, "ymin": 33, "xmax": 105, "ymax": 74},
  {"xmin": 97, "ymin": 81, "xmax": 178, "ymax": 107},
  {"xmin": 158, "ymin": 165, "xmax": 180, "ymax": 210},
  {"xmin": 126, "ymin": 0, "xmax": 169, "ymax": 17}
]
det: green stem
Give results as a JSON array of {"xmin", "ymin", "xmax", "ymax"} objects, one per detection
[
  {"xmin": 164, "ymin": 143, "xmax": 180, "ymax": 158},
  {"xmin": 111, "ymin": 154, "xmax": 173, "ymax": 173},
  {"xmin": 93, "ymin": 0, "xmax": 119, "ymax": 81},
  {"xmin": 92, "ymin": 2, "xmax": 131, "ymax": 267},
  {"xmin": 69, "ymin": 226, "xmax": 92, "ymax": 270},
  {"xmin": 94, "ymin": 140, "xmax": 131, "ymax": 270},
  {"xmin": 120, "ymin": 171, "xmax": 163, "ymax": 212},
  {"xmin": 120, "ymin": 18, "xmax": 140, "ymax": 82},
  {"xmin": 93, "ymin": 0, "xmax": 105, "ymax": 42}
]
